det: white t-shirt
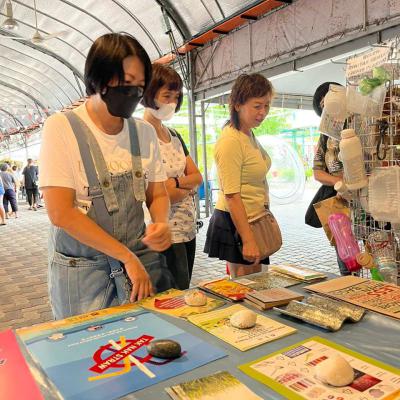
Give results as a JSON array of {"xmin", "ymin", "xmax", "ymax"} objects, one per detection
[{"xmin": 39, "ymin": 103, "xmax": 166, "ymax": 213}]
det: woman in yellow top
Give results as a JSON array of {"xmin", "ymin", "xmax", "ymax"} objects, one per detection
[{"xmin": 204, "ymin": 73, "xmax": 273, "ymax": 278}]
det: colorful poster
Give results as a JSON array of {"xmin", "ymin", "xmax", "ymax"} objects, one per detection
[
  {"xmin": 17, "ymin": 305, "xmax": 226, "ymax": 400},
  {"xmin": 138, "ymin": 289, "xmax": 225, "ymax": 318},
  {"xmin": 305, "ymin": 276, "xmax": 400, "ymax": 319},
  {"xmin": 188, "ymin": 304, "xmax": 296, "ymax": 351},
  {"xmin": 239, "ymin": 337, "xmax": 400, "ymax": 400},
  {"xmin": 165, "ymin": 371, "xmax": 262, "ymax": 399},
  {"xmin": 0, "ymin": 329, "xmax": 44, "ymax": 400}
]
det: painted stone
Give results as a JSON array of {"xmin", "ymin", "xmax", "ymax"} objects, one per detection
[
  {"xmin": 230, "ymin": 309, "xmax": 257, "ymax": 329},
  {"xmin": 315, "ymin": 355, "xmax": 354, "ymax": 387},
  {"xmin": 147, "ymin": 339, "xmax": 182, "ymax": 359},
  {"xmin": 184, "ymin": 289, "xmax": 207, "ymax": 306}
]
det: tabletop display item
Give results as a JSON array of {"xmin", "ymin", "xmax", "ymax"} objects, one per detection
[
  {"xmin": 138, "ymin": 289, "xmax": 224, "ymax": 319},
  {"xmin": 245, "ymin": 287, "xmax": 304, "ymax": 311},
  {"xmin": 165, "ymin": 370, "xmax": 262, "ymax": 400},
  {"xmin": 269, "ymin": 264, "xmax": 327, "ymax": 282},
  {"xmin": 188, "ymin": 304, "xmax": 296, "ymax": 351},
  {"xmin": 274, "ymin": 295, "xmax": 365, "ymax": 331},
  {"xmin": 198, "ymin": 278, "xmax": 255, "ymax": 301},
  {"xmin": 305, "ymin": 276, "xmax": 400, "ymax": 320},
  {"xmin": 234, "ymin": 271, "xmax": 301, "ymax": 291},
  {"xmin": 0, "ymin": 329, "xmax": 44, "ymax": 400},
  {"xmin": 239, "ymin": 336, "xmax": 400, "ymax": 400},
  {"xmin": 17, "ymin": 304, "xmax": 226, "ymax": 400}
]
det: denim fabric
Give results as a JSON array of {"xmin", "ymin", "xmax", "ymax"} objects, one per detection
[{"xmin": 49, "ymin": 113, "xmax": 173, "ymax": 320}]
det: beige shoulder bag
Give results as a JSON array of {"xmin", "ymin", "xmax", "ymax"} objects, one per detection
[{"xmin": 247, "ymin": 136, "xmax": 282, "ymax": 259}]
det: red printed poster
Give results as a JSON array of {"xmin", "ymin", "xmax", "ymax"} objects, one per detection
[{"xmin": 0, "ymin": 329, "xmax": 43, "ymax": 400}]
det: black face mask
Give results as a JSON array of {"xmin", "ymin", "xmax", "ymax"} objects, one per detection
[{"xmin": 101, "ymin": 85, "xmax": 144, "ymax": 119}]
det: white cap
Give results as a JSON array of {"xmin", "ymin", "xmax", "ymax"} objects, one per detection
[{"xmin": 341, "ymin": 129, "xmax": 355, "ymax": 139}]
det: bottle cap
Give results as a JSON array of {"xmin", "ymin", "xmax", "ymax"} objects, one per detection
[
  {"xmin": 334, "ymin": 181, "xmax": 346, "ymax": 193},
  {"xmin": 341, "ymin": 129, "xmax": 356, "ymax": 139},
  {"xmin": 356, "ymin": 252, "xmax": 375, "ymax": 269}
]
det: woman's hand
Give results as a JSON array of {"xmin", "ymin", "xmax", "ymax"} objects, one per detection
[
  {"xmin": 124, "ymin": 257, "xmax": 154, "ymax": 302},
  {"xmin": 142, "ymin": 222, "xmax": 171, "ymax": 251},
  {"xmin": 242, "ymin": 238, "xmax": 260, "ymax": 265}
]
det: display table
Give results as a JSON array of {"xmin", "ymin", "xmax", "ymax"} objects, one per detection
[{"xmin": 19, "ymin": 275, "xmax": 400, "ymax": 400}]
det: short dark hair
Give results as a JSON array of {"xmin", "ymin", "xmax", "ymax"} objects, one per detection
[
  {"xmin": 312, "ymin": 82, "xmax": 341, "ymax": 117},
  {"xmin": 84, "ymin": 33, "xmax": 152, "ymax": 96},
  {"xmin": 228, "ymin": 74, "xmax": 274, "ymax": 130},
  {"xmin": 141, "ymin": 63, "xmax": 183, "ymax": 112}
]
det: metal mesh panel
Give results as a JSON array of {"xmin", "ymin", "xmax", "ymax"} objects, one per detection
[{"xmin": 346, "ymin": 45, "xmax": 400, "ymax": 283}]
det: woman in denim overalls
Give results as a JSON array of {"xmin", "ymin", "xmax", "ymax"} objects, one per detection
[{"xmin": 40, "ymin": 33, "xmax": 174, "ymax": 319}]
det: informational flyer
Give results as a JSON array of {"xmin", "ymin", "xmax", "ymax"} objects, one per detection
[
  {"xmin": 0, "ymin": 329, "xmax": 44, "ymax": 400},
  {"xmin": 188, "ymin": 304, "xmax": 296, "ymax": 351},
  {"xmin": 305, "ymin": 276, "xmax": 400, "ymax": 319},
  {"xmin": 239, "ymin": 337, "xmax": 400, "ymax": 400},
  {"xmin": 165, "ymin": 371, "xmax": 262, "ymax": 400},
  {"xmin": 138, "ymin": 289, "xmax": 225, "ymax": 319},
  {"xmin": 17, "ymin": 305, "xmax": 226, "ymax": 400}
]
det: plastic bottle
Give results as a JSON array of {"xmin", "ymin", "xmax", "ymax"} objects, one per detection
[
  {"xmin": 368, "ymin": 231, "xmax": 398, "ymax": 285},
  {"xmin": 339, "ymin": 129, "xmax": 368, "ymax": 190},
  {"xmin": 334, "ymin": 180, "xmax": 353, "ymax": 201},
  {"xmin": 328, "ymin": 213, "xmax": 361, "ymax": 272}
]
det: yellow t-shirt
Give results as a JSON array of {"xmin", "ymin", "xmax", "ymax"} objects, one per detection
[{"xmin": 214, "ymin": 125, "xmax": 271, "ymax": 218}]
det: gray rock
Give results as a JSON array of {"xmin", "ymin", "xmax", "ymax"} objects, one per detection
[{"xmin": 147, "ymin": 339, "xmax": 182, "ymax": 359}]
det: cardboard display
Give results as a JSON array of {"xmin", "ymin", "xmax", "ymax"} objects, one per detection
[{"xmin": 305, "ymin": 276, "xmax": 400, "ymax": 320}]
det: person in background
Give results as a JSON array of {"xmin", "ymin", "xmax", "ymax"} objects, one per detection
[
  {"xmin": 0, "ymin": 174, "xmax": 6, "ymax": 225},
  {"xmin": 39, "ymin": 33, "xmax": 173, "ymax": 319},
  {"xmin": 204, "ymin": 74, "xmax": 273, "ymax": 278},
  {"xmin": 22, "ymin": 158, "xmax": 39, "ymax": 210},
  {"xmin": 0, "ymin": 163, "xmax": 18, "ymax": 218},
  {"xmin": 11, "ymin": 165, "xmax": 21, "ymax": 201},
  {"xmin": 143, "ymin": 63, "xmax": 203, "ymax": 289},
  {"xmin": 312, "ymin": 82, "xmax": 350, "ymax": 276}
]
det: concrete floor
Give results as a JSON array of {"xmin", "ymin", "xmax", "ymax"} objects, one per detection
[{"xmin": 0, "ymin": 186, "xmax": 339, "ymax": 331}]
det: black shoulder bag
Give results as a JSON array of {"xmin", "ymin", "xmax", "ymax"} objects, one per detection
[{"xmin": 305, "ymin": 136, "xmax": 336, "ymax": 228}]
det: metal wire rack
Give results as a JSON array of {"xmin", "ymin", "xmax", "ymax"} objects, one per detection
[{"xmin": 346, "ymin": 46, "xmax": 400, "ymax": 283}]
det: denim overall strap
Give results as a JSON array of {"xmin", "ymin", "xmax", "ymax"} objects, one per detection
[
  {"xmin": 127, "ymin": 118, "xmax": 146, "ymax": 202},
  {"xmin": 64, "ymin": 111, "xmax": 128, "ymax": 302},
  {"xmin": 64, "ymin": 112, "xmax": 119, "ymax": 215}
]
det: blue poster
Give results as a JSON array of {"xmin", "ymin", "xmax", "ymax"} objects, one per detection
[{"xmin": 18, "ymin": 306, "xmax": 226, "ymax": 400}]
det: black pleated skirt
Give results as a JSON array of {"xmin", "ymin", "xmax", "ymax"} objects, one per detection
[{"xmin": 204, "ymin": 209, "xmax": 269, "ymax": 265}]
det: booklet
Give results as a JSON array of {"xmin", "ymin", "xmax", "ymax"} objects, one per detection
[
  {"xmin": 239, "ymin": 336, "xmax": 400, "ymax": 400},
  {"xmin": 188, "ymin": 304, "xmax": 296, "ymax": 351},
  {"xmin": 138, "ymin": 289, "xmax": 225, "ymax": 319},
  {"xmin": 269, "ymin": 264, "xmax": 327, "ymax": 282},
  {"xmin": 305, "ymin": 276, "xmax": 400, "ymax": 320},
  {"xmin": 165, "ymin": 370, "xmax": 262, "ymax": 400},
  {"xmin": 245, "ymin": 287, "xmax": 304, "ymax": 310},
  {"xmin": 198, "ymin": 278, "xmax": 255, "ymax": 301},
  {"xmin": 0, "ymin": 329, "xmax": 44, "ymax": 400},
  {"xmin": 17, "ymin": 304, "xmax": 226, "ymax": 400}
]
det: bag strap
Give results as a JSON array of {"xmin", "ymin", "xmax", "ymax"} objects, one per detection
[
  {"xmin": 252, "ymin": 133, "xmax": 269, "ymax": 207},
  {"xmin": 64, "ymin": 111, "xmax": 128, "ymax": 297}
]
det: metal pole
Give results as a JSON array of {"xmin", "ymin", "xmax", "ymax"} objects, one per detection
[
  {"xmin": 187, "ymin": 52, "xmax": 200, "ymax": 218},
  {"xmin": 200, "ymin": 100, "xmax": 210, "ymax": 217}
]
